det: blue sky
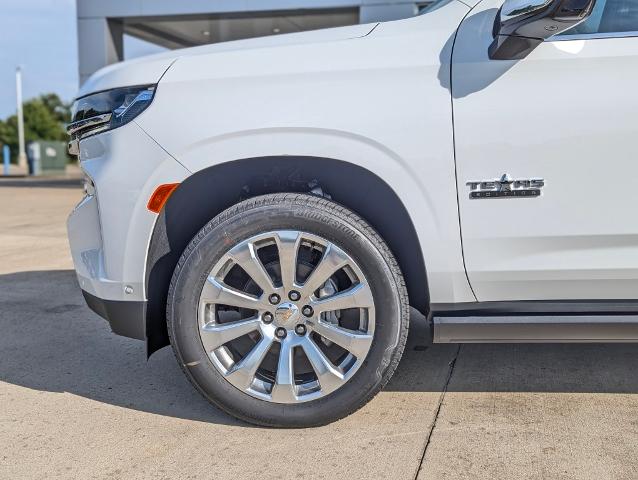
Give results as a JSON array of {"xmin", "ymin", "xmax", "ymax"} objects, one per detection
[{"xmin": 0, "ymin": 0, "xmax": 166, "ymax": 119}]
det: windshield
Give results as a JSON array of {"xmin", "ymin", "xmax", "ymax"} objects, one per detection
[{"xmin": 419, "ymin": 0, "xmax": 457, "ymax": 14}]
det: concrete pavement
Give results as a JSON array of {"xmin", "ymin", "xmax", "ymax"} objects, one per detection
[{"xmin": 1, "ymin": 184, "xmax": 637, "ymax": 480}]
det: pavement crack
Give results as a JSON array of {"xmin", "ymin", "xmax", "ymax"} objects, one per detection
[{"xmin": 413, "ymin": 344, "xmax": 461, "ymax": 480}]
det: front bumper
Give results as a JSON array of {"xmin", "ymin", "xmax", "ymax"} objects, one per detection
[
  {"xmin": 82, "ymin": 290, "xmax": 147, "ymax": 340},
  {"xmin": 67, "ymin": 120, "xmax": 190, "ymax": 339}
]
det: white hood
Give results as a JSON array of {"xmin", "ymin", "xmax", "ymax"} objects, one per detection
[{"xmin": 78, "ymin": 23, "xmax": 379, "ymax": 98}]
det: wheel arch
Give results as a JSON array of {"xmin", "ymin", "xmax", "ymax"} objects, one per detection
[{"xmin": 145, "ymin": 156, "xmax": 429, "ymax": 356}]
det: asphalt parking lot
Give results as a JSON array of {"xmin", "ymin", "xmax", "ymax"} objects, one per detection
[{"xmin": 1, "ymin": 182, "xmax": 638, "ymax": 480}]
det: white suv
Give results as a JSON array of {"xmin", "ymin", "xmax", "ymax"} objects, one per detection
[{"xmin": 67, "ymin": 0, "xmax": 638, "ymax": 426}]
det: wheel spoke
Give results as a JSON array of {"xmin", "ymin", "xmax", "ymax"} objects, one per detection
[
  {"xmin": 228, "ymin": 241, "xmax": 276, "ymax": 294},
  {"xmin": 201, "ymin": 276, "xmax": 263, "ymax": 310},
  {"xmin": 312, "ymin": 321, "xmax": 373, "ymax": 359},
  {"xmin": 200, "ymin": 317, "xmax": 261, "ymax": 351},
  {"xmin": 301, "ymin": 337, "xmax": 345, "ymax": 394},
  {"xmin": 274, "ymin": 231, "xmax": 301, "ymax": 291},
  {"xmin": 270, "ymin": 337, "xmax": 297, "ymax": 403},
  {"xmin": 311, "ymin": 283, "xmax": 373, "ymax": 313},
  {"xmin": 225, "ymin": 335, "xmax": 273, "ymax": 390},
  {"xmin": 301, "ymin": 243, "xmax": 349, "ymax": 297}
]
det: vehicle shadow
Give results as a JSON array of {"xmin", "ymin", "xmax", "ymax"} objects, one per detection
[
  {"xmin": 2, "ymin": 270, "xmax": 637, "ymax": 426},
  {"xmin": 437, "ymin": 8, "xmax": 518, "ymax": 99}
]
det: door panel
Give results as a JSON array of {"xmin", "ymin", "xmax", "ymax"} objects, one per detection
[{"xmin": 452, "ymin": 1, "xmax": 638, "ymax": 301}]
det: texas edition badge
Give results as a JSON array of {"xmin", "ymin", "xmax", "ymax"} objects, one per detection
[{"xmin": 467, "ymin": 174, "xmax": 544, "ymax": 199}]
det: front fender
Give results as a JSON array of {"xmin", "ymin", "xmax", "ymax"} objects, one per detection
[
  {"xmin": 139, "ymin": 125, "xmax": 473, "ymax": 304},
  {"xmin": 136, "ymin": 2, "xmax": 474, "ymax": 303}
]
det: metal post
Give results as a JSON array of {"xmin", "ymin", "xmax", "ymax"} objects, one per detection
[
  {"xmin": 3, "ymin": 145, "xmax": 9, "ymax": 176},
  {"xmin": 16, "ymin": 67, "xmax": 27, "ymax": 171}
]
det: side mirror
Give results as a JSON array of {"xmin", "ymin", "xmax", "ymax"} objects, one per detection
[{"xmin": 489, "ymin": 0, "xmax": 597, "ymax": 60}]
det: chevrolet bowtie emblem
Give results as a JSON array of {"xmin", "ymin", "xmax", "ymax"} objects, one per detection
[
  {"xmin": 278, "ymin": 309, "xmax": 293, "ymax": 321},
  {"xmin": 275, "ymin": 303, "xmax": 299, "ymax": 326}
]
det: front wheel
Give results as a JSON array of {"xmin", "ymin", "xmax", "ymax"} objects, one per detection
[{"xmin": 167, "ymin": 193, "xmax": 409, "ymax": 427}]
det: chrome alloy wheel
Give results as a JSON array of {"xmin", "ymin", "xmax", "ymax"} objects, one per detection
[{"xmin": 197, "ymin": 230, "xmax": 375, "ymax": 403}]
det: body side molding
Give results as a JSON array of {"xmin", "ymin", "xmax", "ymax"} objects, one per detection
[
  {"xmin": 433, "ymin": 315, "xmax": 638, "ymax": 343},
  {"xmin": 432, "ymin": 300, "xmax": 638, "ymax": 343},
  {"xmin": 431, "ymin": 300, "xmax": 638, "ymax": 317}
]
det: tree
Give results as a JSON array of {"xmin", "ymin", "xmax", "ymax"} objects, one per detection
[
  {"xmin": 0, "ymin": 93, "xmax": 70, "ymax": 162},
  {"xmin": 40, "ymin": 93, "xmax": 72, "ymax": 125}
]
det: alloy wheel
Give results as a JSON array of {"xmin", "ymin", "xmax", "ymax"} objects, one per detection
[{"xmin": 197, "ymin": 230, "xmax": 375, "ymax": 403}]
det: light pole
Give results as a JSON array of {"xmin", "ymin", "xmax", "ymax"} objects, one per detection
[{"xmin": 16, "ymin": 66, "xmax": 27, "ymax": 171}]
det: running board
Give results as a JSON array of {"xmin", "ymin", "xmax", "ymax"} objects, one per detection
[{"xmin": 433, "ymin": 316, "xmax": 638, "ymax": 343}]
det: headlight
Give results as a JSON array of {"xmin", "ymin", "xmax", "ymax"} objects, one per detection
[{"xmin": 67, "ymin": 85, "xmax": 155, "ymax": 154}]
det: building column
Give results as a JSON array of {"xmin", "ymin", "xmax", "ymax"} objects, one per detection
[{"xmin": 78, "ymin": 18, "xmax": 124, "ymax": 85}]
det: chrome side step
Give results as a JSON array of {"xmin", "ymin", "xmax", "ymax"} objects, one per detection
[{"xmin": 433, "ymin": 316, "xmax": 638, "ymax": 343}]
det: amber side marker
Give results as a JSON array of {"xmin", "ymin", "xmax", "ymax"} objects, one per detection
[{"xmin": 147, "ymin": 183, "xmax": 180, "ymax": 213}]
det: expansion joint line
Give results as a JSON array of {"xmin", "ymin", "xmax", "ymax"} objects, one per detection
[{"xmin": 413, "ymin": 344, "xmax": 462, "ymax": 480}]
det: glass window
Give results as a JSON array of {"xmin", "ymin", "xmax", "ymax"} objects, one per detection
[
  {"xmin": 419, "ymin": 0, "xmax": 455, "ymax": 14},
  {"xmin": 561, "ymin": 0, "xmax": 638, "ymax": 35}
]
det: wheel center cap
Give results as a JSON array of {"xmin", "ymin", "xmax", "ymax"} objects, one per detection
[{"xmin": 274, "ymin": 302, "xmax": 299, "ymax": 328}]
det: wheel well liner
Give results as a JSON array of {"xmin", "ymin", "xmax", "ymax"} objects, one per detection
[{"xmin": 145, "ymin": 156, "xmax": 428, "ymax": 356}]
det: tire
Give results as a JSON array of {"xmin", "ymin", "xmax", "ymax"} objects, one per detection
[{"xmin": 167, "ymin": 193, "xmax": 409, "ymax": 427}]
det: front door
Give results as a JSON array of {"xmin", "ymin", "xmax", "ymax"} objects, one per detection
[{"xmin": 452, "ymin": 0, "xmax": 638, "ymax": 301}]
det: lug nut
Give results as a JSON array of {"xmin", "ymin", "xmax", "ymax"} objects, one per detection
[
  {"xmin": 275, "ymin": 327, "xmax": 287, "ymax": 339},
  {"xmin": 302, "ymin": 305, "xmax": 314, "ymax": 317},
  {"xmin": 269, "ymin": 293, "xmax": 281, "ymax": 305},
  {"xmin": 288, "ymin": 290, "xmax": 301, "ymax": 301},
  {"xmin": 262, "ymin": 312, "xmax": 274, "ymax": 324},
  {"xmin": 295, "ymin": 324, "xmax": 307, "ymax": 336}
]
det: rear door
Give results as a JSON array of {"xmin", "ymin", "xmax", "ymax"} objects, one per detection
[{"xmin": 452, "ymin": 0, "xmax": 638, "ymax": 301}]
